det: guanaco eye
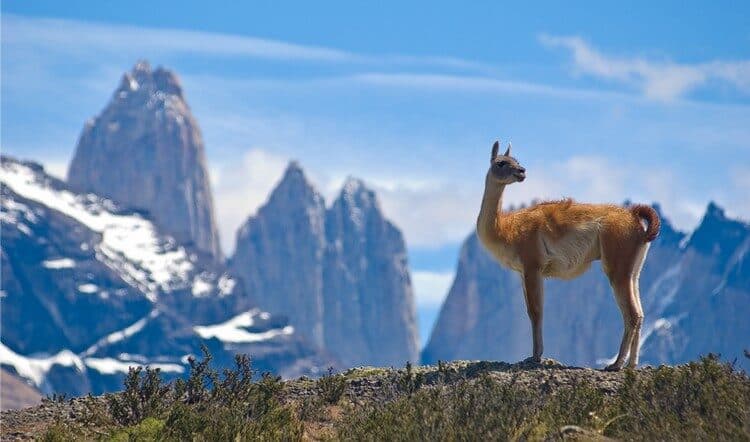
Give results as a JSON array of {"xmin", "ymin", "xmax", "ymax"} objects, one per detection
[{"xmin": 496, "ymin": 161, "xmax": 508, "ymax": 167}]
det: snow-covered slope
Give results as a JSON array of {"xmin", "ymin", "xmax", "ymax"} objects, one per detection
[
  {"xmin": 1, "ymin": 157, "xmax": 330, "ymax": 396},
  {"xmin": 3, "ymin": 158, "xmax": 197, "ymax": 301}
]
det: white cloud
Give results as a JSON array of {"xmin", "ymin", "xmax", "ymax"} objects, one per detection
[
  {"xmin": 726, "ymin": 167, "xmax": 750, "ymax": 222},
  {"xmin": 412, "ymin": 271, "xmax": 455, "ymax": 308},
  {"xmin": 372, "ymin": 180, "xmax": 477, "ymax": 248},
  {"xmin": 539, "ymin": 34, "xmax": 750, "ymax": 101}
]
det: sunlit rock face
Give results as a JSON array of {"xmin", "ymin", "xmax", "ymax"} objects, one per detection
[
  {"xmin": 231, "ymin": 162, "xmax": 328, "ymax": 349},
  {"xmin": 424, "ymin": 203, "xmax": 750, "ymax": 371},
  {"xmin": 67, "ymin": 61, "xmax": 222, "ymax": 261},
  {"xmin": 323, "ymin": 178, "xmax": 419, "ymax": 368},
  {"xmin": 232, "ymin": 166, "xmax": 419, "ymax": 368}
]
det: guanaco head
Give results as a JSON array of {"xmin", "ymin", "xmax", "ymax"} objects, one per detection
[{"xmin": 488, "ymin": 140, "xmax": 526, "ymax": 184}]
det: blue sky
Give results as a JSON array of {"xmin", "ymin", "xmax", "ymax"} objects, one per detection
[{"xmin": 2, "ymin": 1, "xmax": 750, "ymax": 345}]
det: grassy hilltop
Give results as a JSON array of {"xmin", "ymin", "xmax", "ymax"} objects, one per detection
[{"xmin": 2, "ymin": 351, "xmax": 749, "ymax": 441}]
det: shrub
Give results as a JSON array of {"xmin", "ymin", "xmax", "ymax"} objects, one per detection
[
  {"xmin": 397, "ymin": 361, "xmax": 424, "ymax": 396},
  {"xmin": 92, "ymin": 347, "xmax": 303, "ymax": 441},
  {"xmin": 317, "ymin": 367, "xmax": 347, "ymax": 404},
  {"xmin": 40, "ymin": 423, "xmax": 78, "ymax": 442},
  {"xmin": 107, "ymin": 417, "xmax": 165, "ymax": 442},
  {"xmin": 106, "ymin": 366, "xmax": 171, "ymax": 426}
]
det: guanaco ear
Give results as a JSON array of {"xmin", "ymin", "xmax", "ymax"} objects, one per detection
[
  {"xmin": 503, "ymin": 142, "xmax": 512, "ymax": 157},
  {"xmin": 491, "ymin": 141, "xmax": 500, "ymax": 161}
]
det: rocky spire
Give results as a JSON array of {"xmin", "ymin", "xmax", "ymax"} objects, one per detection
[
  {"xmin": 323, "ymin": 177, "xmax": 419, "ymax": 367},
  {"xmin": 231, "ymin": 166, "xmax": 419, "ymax": 367},
  {"xmin": 67, "ymin": 61, "xmax": 222, "ymax": 260},
  {"xmin": 230, "ymin": 162, "xmax": 327, "ymax": 347}
]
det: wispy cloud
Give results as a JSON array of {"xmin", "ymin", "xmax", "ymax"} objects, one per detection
[
  {"xmin": 1, "ymin": 13, "xmax": 487, "ymax": 72},
  {"xmin": 353, "ymin": 73, "xmax": 634, "ymax": 101},
  {"xmin": 2, "ymin": 14, "xmax": 354, "ymax": 62},
  {"xmin": 539, "ymin": 34, "xmax": 750, "ymax": 101}
]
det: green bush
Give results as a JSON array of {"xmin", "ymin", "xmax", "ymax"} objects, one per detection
[
  {"xmin": 107, "ymin": 417, "xmax": 165, "ymax": 441},
  {"xmin": 94, "ymin": 347, "xmax": 302, "ymax": 441},
  {"xmin": 107, "ymin": 366, "xmax": 171, "ymax": 426},
  {"xmin": 40, "ymin": 423, "xmax": 78, "ymax": 442}
]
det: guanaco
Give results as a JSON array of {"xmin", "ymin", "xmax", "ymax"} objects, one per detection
[{"xmin": 476, "ymin": 141, "xmax": 660, "ymax": 370}]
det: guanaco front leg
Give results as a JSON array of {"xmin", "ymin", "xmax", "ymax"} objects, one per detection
[{"xmin": 522, "ymin": 269, "xmax": 544, "ymax": 362}]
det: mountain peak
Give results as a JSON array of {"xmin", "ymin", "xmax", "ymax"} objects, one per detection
[
  {"xmin": 115, "ymin": 60, "xmax": 183, "ymax": 99},
  {"xmin": 131, "ymin": 59, "xmax": 152, "ymax": 76},
  {"xmin": 272, "ymin": 161, "xmax": 321, "ymax": 201},
  {"xmin": 333, "ymin": 177, "xmax": 381, "ymax": 227},
  {"xmin": 68, "ymin": 62, "xmax": 221, "ymax": 260},
  {"xmin": 704, "ymin": 201, "xmax": 726, "ymax": 221},
  {"xmin": 685, "ymin": 201, "xmax": 749, "ymax": 268},
  {"xmin": 342, "ymin": 176, "xmax": 367, "ymax": 195},
  {"xmin": 280, "ymin": 160, "xmax": 306, "ymax": 182}
]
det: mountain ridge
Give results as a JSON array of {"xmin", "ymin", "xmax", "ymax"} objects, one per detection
[{"xmin": 0, "ymin": 156, "xmax": 332, "ymax": 396}]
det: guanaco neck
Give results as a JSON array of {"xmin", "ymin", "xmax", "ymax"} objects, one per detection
[{"xmin": 476, "ymin": 172, "xmax": 505, "ymax": 244}]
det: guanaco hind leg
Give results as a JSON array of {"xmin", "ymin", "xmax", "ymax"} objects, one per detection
[
  {"xmin": 626, "ymin": 244, "xmax": 650, "ymax": 368},
  {"xmin": 601, "ymin": 233, "xmax": 644, "ymax": 371}
]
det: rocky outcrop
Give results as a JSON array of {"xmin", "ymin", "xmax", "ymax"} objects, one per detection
[
  {"xmin": 323, "ymin": 179, "xmax": 419, "ymax": 368},
  {"xmin": 424, "ymin": 203, "xmax": 750, "ymax": 371},
  {"xmin": 0, "ymin": 157, "xmax": 331, "ymax": 396},
  {"xmin": 232, "ymin": 167, "xmax": 419, "ymax": 368},
  {"xmin": 67, "ymin": 61, "xmax": 222, "ymax": 260}
]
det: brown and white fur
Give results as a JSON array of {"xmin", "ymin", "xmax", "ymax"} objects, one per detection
[{"xmin": 476, "ymin": 141, "xmax": 660, "ymax": 370}]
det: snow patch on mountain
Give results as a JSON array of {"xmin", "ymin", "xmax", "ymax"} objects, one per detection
[
  {"xmin": 82, "ymin": 310, "xmax": 161, "ymax": 357},
  {"xmin": 217, "ymin": 274, "xmax": 236, "ymax": 297},
  {"xmin": 0, "ymin": 343, "xmax": 85, "ymax": 386},
  {"xmin": 84, "ymin": 357, "xmax": 184, "ymax": 375},
  {"xmin": 42, "ymin": 258, "xmax": 76, "ymax": 269},
  {"xmin": 191, "ymin": 274, "xmax": 214, "ymax": 297},
  {"xmin": 77, "ymin": 284, "xmax": 99, "ymax": 294},
  {"xmin": 194, "ymin": 310, "xmax": 294, "ymax": 343}
]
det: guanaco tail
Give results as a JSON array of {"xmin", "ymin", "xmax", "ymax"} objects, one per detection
[{"xmin": 476, "ymin": 141, "xmax": 660, "ymax": 370}]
